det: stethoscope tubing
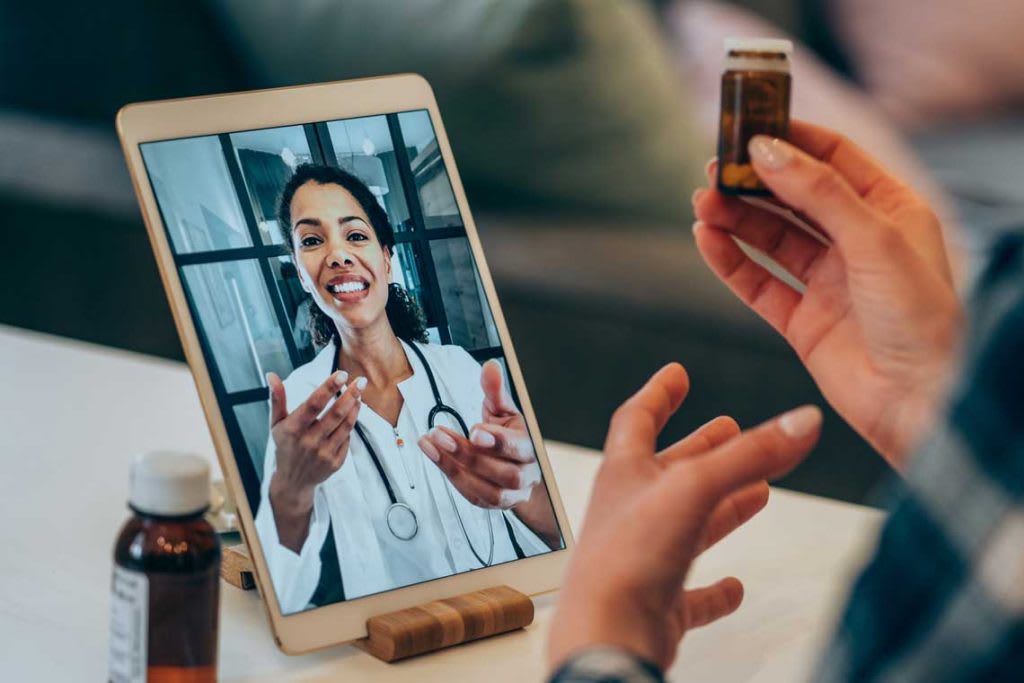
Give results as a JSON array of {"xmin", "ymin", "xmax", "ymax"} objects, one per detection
[{"xmin": 330, "ymin": 339, "xmax": 495, "ymax": 566}]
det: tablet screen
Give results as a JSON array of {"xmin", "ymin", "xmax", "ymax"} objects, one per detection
[{"xmin": 140, "ymin": 110, "xmax": 564, "ymax": 613}]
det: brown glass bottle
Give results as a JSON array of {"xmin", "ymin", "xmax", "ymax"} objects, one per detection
[
  {"xmin": 109, "ymin": 453, "xmax": 220, "ymax": 683},
  {"xmin": 717, "ymin": 38, "xmax": 793, "ymax": 196}
]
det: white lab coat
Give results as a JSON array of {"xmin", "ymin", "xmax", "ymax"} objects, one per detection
[{"xmin": 254, "ymin": 340, "xmax": 551, "ymax": 613}]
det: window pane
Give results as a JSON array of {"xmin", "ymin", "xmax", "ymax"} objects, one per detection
[
  {"xmin": 235, "ymin": 401, "xmax": 271, "ymax": 483},
  {"xmin": 141, "ymin": 136, "xmax": 252, "ymax": 254},
  {"xmin": 181, "ymin": 259, "xmax": 293, "ymax": 393},
  {"xmin": 428, "ymin": 238, "xmax": 500, "ymax": 350},
  {"xmin": 398, "ymin": 111, "xmax": 461, "ymax": 230},
  {"xmin": 230, "ymin": 127, "xmax": 314, "ymax": 247},
  {"xmin": 268, "ymin": 255, "xmax": 318, "ymax": 360},
  {"xmin": 391, "ymin": 242, "xmax": 426, "ymax": 316},
  {"xmin": 325, "ymin": 115, "xmax": 412, "ymax": 232}
]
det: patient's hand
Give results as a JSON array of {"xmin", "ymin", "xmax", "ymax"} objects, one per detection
[
  {"xmin": 547, "ymin": 364, "xmax": 821, "ymax": 672},
  {"xmin": 693, "ymin": 121, "xmax": 962, "ymax": 470}
]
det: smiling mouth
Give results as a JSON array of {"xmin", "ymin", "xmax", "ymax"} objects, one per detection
[
  {"xmin": 325, "ymin": 279, "xmax": 370, "ymax": 303},
  {"xmin": 327, "ymin": 281, "xmax": 368, "ymax": 294}
]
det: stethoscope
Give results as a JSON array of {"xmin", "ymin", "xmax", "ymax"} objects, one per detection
[{"xmin": 331, "ymin": 340, "xmax": 495, "ymax": 567}]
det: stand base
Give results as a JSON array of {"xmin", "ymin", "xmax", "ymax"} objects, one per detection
[
  {"xmin": 221, "ymin": 543, "xmax": 256, "ymax": 590},
  {"xmin": 219, "ymin": 544, "xmax": 534, "ymax": 662},
  {"xmin": 354, "ymin": 586, "xmax": 534, "ymax": 662}
]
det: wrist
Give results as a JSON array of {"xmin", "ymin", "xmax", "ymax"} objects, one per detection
[
  {"xmin": 550, "ymin": 583, "xmax": 666, "ymax": 671},
  {"xmin": 549, "ymin": 646, "xmax": 664, "ymax": 683},
  {"xmin": 512, "ymin": 487, "xmax": 560, "ymax": 548},
  {"xmin": 269, "ymin": 475, "xmax": 315, "ymax": 519}
]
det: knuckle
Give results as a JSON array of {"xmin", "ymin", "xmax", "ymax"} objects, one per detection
[
  {"xmin": 506, "ymin": 467, "xmax": 524, "ymax": 490},
  {"xmin": 807, "ymin": 165, "xmax": 844, "ymax": 198},
  {"xmin": 609, "ymin": 403, "xmax": 639, "ymax": 433}
]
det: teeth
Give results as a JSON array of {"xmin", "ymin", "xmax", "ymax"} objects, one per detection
[{"xmin": 328, "ymin": 281, "xmax": 368, "ymax": 294}]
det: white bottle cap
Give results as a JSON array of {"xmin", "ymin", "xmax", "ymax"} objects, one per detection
[
  {"xmin": 724, "ymin": 37, "xmax": 794, "ymax": 55},
  {"xmin": 129, "ymin": 452, "xmax": 210, "ymax": 516}
]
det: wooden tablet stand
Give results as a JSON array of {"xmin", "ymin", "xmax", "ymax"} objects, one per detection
[{"xmin": 220, "ymin": 544, "xmax": 535, "ymax": 662}]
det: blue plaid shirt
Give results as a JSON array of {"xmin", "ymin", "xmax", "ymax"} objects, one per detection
[{"xmin": 551, "ymin": 231, "xmax": 1024, "ymax": 683}]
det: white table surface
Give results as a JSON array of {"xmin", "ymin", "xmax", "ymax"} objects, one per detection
[{"xmin": 0, "ymin": 325, "xmax": 884, "ymax": 681}]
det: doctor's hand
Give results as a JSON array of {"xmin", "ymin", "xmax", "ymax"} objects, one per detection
[
  {"xmin": 547, "ymin": 364, "xmax": 821, "ymax": 673},
  {"xmin": 692, "ymin": 121, "xmax": 962, "ymax": 470},
  {"xmin": 418, "ymin": 360, "xmax": 560, "ymax": 548},
  {"xmin": 266, "ymin": 370, "xmax": 364, "ymax": 553}
]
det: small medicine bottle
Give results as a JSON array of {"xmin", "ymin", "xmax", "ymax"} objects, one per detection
[
  {"xmin": 717, "ymin": 37, "xmax": 793, "ymax": 195},
  {"xmin": 109, "ymin": 452, "xmax": 221, "ymax": 683}
]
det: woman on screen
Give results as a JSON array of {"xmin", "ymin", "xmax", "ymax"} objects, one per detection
[{"xmin": 254, "ymin": 164, "xmax": 560, "ymax": 612}]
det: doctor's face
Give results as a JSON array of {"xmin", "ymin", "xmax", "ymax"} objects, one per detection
[{"xmin": 289, "ymin": 181, "xmax": 393, "ymax": 333}]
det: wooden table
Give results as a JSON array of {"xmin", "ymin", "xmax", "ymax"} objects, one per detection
[{"xmin": 0, "ymin": 325, "xmax": 884, "ymax": 681}]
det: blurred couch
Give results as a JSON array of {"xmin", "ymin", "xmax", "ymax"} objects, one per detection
[{"xmin": 4, "ymin": 0, "xmax": 1022, "ymax": 505}]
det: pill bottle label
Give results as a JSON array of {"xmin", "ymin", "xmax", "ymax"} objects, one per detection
[{"xmin": 108, "ymin": 565, "xmax": 148, "ymax": 683}]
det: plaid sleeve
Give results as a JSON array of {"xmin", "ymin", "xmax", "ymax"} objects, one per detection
[
  {"xmin": 813, "ymin": 232, "xmax": 1024, "ymax": 682},
  {"xmin": 549, "ymin": 647, "xmax": 664, "ymax": 683}
]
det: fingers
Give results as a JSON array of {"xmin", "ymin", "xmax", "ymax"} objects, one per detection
[
  {"xmin": 267, "ymin": 372, "xmax": 288, "ymax": 427},
  {"xmin": 604, "ymin": 364, "xmax": 690, "ymax": 461},
  {"xmin": 419, "ymin": 435, "xmax": 514, "ymax": 508},
  {"xmin": 692, "ymin": 187, "xmax": 827, "ymax": 284},
  {"xmin": 663, "ymin": 405, "xmax": 822, "ymax": 513},
  {"xmin": 321, "ymin": 385, "xmax": 363, "ymax": 464},
  {"xmin": 660, "ymin": 415, "xmax": 740, "ymax": 464},
  {"xmin": 746, "ymin": 135, "xmax": 883, "ymax": 252},
  {"xmin": 421, "ymin": 425, "xmax": 540, "ymax": 492},
  {"xmin": 693, "ymin": 222, "xmax": 802, "ymax": 338},
  {"xmin": 480, "ymin": 359, "xmax": 518, "ymax": 418},
  {"xmin": 681, "ymin": 577, "xmax": 744, "ymax": 630},
  {"xmin": 787, "ymin": 120, "xmax": 909, "ymax": 201},
  {"xmin": 318, "ymin": 378, "xmax": 363, "ymax": 437},
  {"xmin": 295, "ymin": 370, "xmax": 348, "ymax": 427},
  {"xmin": 697, "ymin": 481, "xmax": 769, "ymax": 554},
  {"xmin": 469, "ymin": 423, "xmax": 537, "ymax": 463}
]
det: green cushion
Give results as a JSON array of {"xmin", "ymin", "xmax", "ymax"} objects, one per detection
[{"xmin": 212, "ymin": 0, "xmax": 705, "ymax": 223}]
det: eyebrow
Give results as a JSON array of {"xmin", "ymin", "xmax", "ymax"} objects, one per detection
[{"xmin": 293, "ymin": 216, "xmax": 369, "ymax": 230}]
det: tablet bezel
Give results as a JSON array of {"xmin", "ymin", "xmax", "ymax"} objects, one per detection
[{"xmin": 116, "ymin": 74, "xmax": 574, "ymax": 654}]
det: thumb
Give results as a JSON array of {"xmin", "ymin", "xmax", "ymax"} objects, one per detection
[
  {"xmin": 747, "ymin": 135, "xmax": 884, "ymax": 255},
  {"xmin": 480, "ymin": 360, "xmax": 517, "ymax": 417},
  {"xmin": 267, "ymin": 372, "xmax": 288, "ymax": 426}
]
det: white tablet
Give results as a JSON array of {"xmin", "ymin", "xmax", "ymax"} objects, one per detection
[{"xmin": 117, "ymin": 74, "xmax": 573, "ymax": 654}]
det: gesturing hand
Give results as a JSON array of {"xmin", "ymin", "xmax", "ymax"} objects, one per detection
[
  {"xmin": 418, "ymin": 360, "xmax": 560, "ymax": 548},
  {"xmin": 266, "ymin": 370, "xmax": 364, "ymax": 552},
  {"xmin": 693, "ymin": 121, "xmax": 963, "ymax": 469},
  {"xmin": 547, "ymin": 364, "xmax": 821, "ymax": 673}
]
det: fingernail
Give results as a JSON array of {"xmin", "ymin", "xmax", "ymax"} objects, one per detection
[
  {"xmin": 691, "ymin": 187, "xmax": 707, "ymax": 205},
  {"xmin": 749, "ymin": 136, "xmax": 793, "ymax": 171},
  {"xmin": 692, "ymin": 220, "xmax": 704, "ymax": 236},
  {"xmin": 705, "ymin": 157, "xmax": 718, "ymax": 176},
  {"xmin": 355, "ymin": 376, "xmax": 368, "ymax": 391},
  {"xmin": 420, "ymin": 439, "xmax": 439, "ymax": 462},
  {"xmin": 434, "ymin": 429, "xmax": 458, "ymax": 453},
  {"xmin": 333, "ymin": 370, "xmax": 348, "ymax": 386},
  {"xmin": 471, "ymin": 429, "xmax": 497, "ymax": 448},
  {"xmin": 778, "ymin": 405, "xmax": 822, "ymax": 438}
]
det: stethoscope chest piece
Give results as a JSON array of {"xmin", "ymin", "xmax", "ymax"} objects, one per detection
[{"xmin": 386, "ymin": 502, "xmax": 419, "ymax": 541}]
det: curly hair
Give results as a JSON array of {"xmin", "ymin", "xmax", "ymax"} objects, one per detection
[{"xmin": 277, "ymin": 164, "xmax": 428, "ymax": 346}]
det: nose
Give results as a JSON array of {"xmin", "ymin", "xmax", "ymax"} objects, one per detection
[{"xmin": 326, "ymin": 239, "xmax": 355, "ymax": 268}]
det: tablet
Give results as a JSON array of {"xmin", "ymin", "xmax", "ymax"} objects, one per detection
[{"xmin": 117, "ymin": 74, "xmax": 573, "ymax": 654}]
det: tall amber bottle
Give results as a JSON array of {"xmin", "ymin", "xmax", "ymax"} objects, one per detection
[
  {"xmin": 717, "ymin": 38, "xmax": 793, "ymax": 196},
  {"xmin": 109, "ymin": 453, "xmax": 220, "ymax": 683}
]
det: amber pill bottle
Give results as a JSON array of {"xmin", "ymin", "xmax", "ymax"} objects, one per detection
[
  {"xmin": 717, "ymin": 38, "xmax": 793, "ymax": 196},
  {"xmin": 109, "ymin": 453, "xmax": 220, "ymax": 683}
]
